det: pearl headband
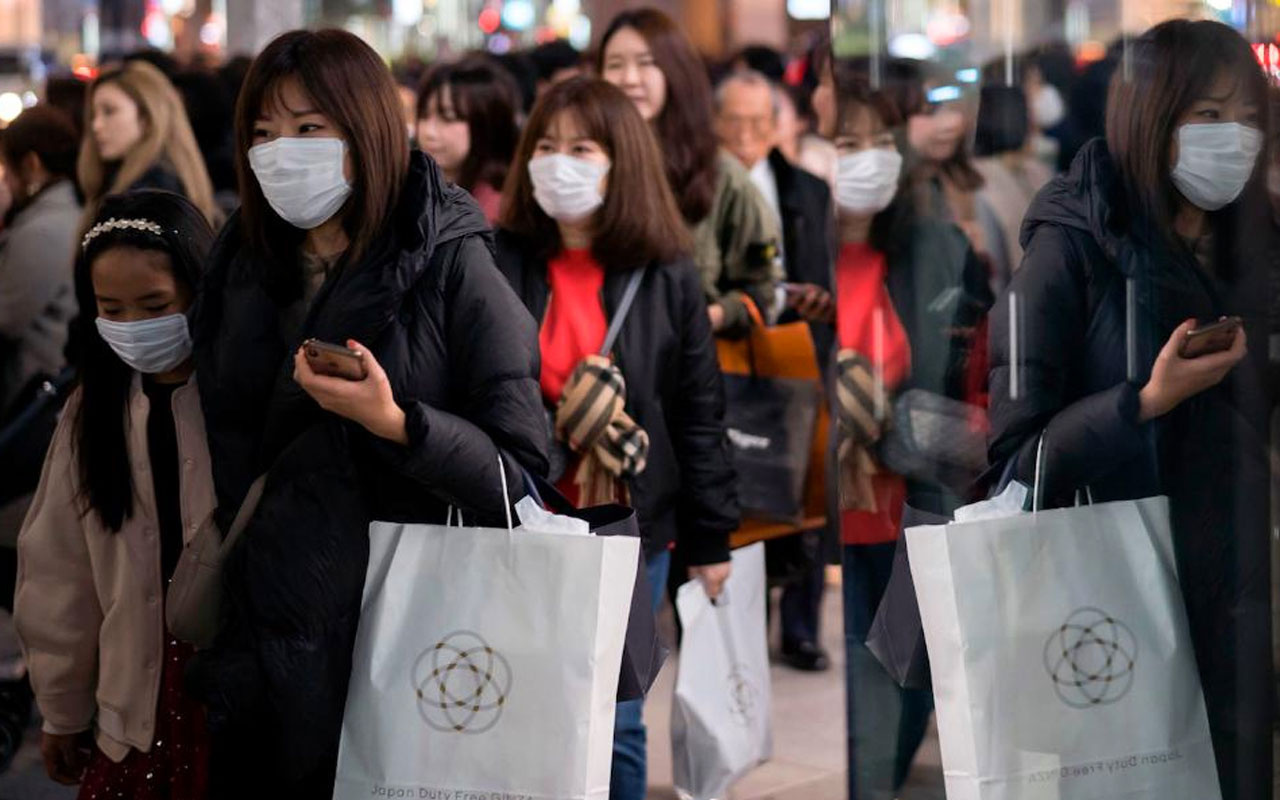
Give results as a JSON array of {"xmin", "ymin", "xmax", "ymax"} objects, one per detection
[{"xmin": 81, "ymin": 217, "xmax": 165, "ymax": 250}]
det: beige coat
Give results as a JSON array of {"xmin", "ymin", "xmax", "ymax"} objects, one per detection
[{"xmin": 14, "ymin": 374, "xmax": 215, "ymax": 762}]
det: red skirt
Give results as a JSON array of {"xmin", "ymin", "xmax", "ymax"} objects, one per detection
[{"xmin": 77, "ymin": 638, "xmax": 210, "ymax": 800}]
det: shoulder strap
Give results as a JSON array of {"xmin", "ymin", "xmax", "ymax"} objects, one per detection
[
  {"xmin": 220, "ymin": 474, "xmax": 268, "ymax": 554},
  {"xmin": 599, "ymin": 268, "xmax": 645, "ymax": 357}
]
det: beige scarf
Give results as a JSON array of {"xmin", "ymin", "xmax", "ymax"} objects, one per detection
[{"xmin": 556, "ymin": 354, "xmax": 650, "ymax": 506}]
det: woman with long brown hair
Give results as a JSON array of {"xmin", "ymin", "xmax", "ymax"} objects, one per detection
[
  {"xmin": 495, "ymin": 76, "xmax": 738, "ymax": 800},
  {"xmin": 988, "ymin": 19, "xmax": 1272, "ymax": 797},
  {"xmin": 415, "ymin": 53, "xmax": 521, "ymax": 224},
  {"xmin": 185, "ymin": 29, "xmax": 547, "ymax": 794},
  {"xmin": 599, "ymin": 7, "xmax": 780, "ymax": 336},
  {"xmin": 77, "ymin": 60, "xmax": 218, "ymax": 228}
]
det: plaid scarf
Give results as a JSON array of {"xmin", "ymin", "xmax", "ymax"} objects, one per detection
[
  {"xmin": 836, "ymin": 349, "xmax": 887, "ymax": 512},
  {"xmin": 556, "ymin": 354, "xmax": 650, "ymax": 506}
]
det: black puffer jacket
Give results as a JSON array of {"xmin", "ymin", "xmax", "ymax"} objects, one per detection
[
  {"xmin": 494, "ymin": 230, "xmax": 738, "ymax": 566},
  {"xmin": 189, "ymin": 152, "xmax": 548, "ymax": 792},
  {"xmin": 988, "ymin": 139, "xmax": 1272, "ymax": 799}
]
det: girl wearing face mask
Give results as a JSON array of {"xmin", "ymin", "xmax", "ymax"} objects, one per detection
[
  {"xmin": 15, "ymin": 191, "xmax": 215, "ymax": 798},
  {"xmin": 495, "ymin": 77, "xmax": 738, "ymax": 800},
  {"xmin": 599, "ymin": 8, "xmax": 781, "ymax": 336},
  {"xmin": 0, "ymin": 106, "xmax": 82, "ymax": 414},
  {"xmin": 988, "ymin": 20, "xmax": 1272, "ymax": 798},
  {"xmin": 78, "ymin": 61, "xmax": 218, "ymax": 230},
  {"xmin": 830, "ymin": 82, "xmax": 991, "ymax": 800},
  {"xmin": 415, "ymin": 54, "xmax": 521, "ymax": 224},
  {"xmin": 187, "ymin": 30, "xmax": 547, "ymax": 794}
]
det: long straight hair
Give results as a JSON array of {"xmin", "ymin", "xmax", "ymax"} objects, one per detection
[
  {"xmin": 598, "ymin": 8, "xmax": 718, "ymax": 226},
  {"xmin": 72, "ymin": 191, "xmax": 214, "ymax": 531},
  {"xmin": 416, "ymin": 54, "xmax": 520, "ymax": 194},
  {"xmin": 500, "ymin": 77, "xmax": 692, "ymax": 269},
  {"xmin": 77, "ymin": 61, "xmax": 218, "ymax": 229},
  {"xmin": 234, "ymin": 29, "xmax": 409, "ymax": 296},
  {"xmin": 1106, "ymin": 19, "xmax": 1268, "ymax": 248}
]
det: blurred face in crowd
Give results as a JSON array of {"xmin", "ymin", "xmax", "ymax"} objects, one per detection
[
  {"xmin": 533, "ymin": 109, "xmax": 612, "ymax": 199},
  {"xmin": 907, "ymin": 95, "xmax": 967, "ymax": 163},
  {"xmin": 716, "ymin": 79, "xmax": 777, "ymax": 170},
  {"xmin": 417, "ymin": 85, "xmax": 471, "ymax": 181},
  {"xmin": 835, "ymin": 103, "xmax": 898, "ymax": 162},
  {"xmin": 601, "ymin": 27, "xmax": 667, "ymax": 122},
  {"xmin": 91, "ymin": 82, "xmax": 146, "ymax": 162},
  {"xmin": 251, "ymin": 76, "xmax": 353, "ymax": 182},
  {"xmin": 91, "ymin": 246, "xmax": 191, "ymax": 324},
  {"xmin": 774, "ymin": 88, "xmax": 801, "ymax": 162}
]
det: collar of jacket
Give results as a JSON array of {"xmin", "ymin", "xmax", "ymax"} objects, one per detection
[{"xmin": 767, "ymin": 148, "xmax": 804, "ymax": 214}]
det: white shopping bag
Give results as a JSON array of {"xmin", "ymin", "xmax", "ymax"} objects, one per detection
[
  {"xmin": 334, "ymin": 498, "xmax": 638, "ymax": 800},
  {"xmin": 907, "ymin": 493, "xmax": 1220, "ymax": 800},
  {"xmin": 672, "ymin": 542, "xmax": 772, "ymax": 800}
]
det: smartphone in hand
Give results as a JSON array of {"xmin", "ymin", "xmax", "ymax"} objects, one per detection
[
  {"xmin": 1179, "ymin": 317, "xmax": 1242, "ymax": 359},
  {"xmin": 303, "ymin": 339, "xmax": 368, "ymax": 380}
]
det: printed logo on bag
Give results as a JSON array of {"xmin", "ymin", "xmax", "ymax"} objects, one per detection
[
  {"xmin": 413, "ymin": 631, "xmax": 513, "ymax": 734},
  {"xmin": 1043, "ymin": 607, "xmax": 1137, "ymax": 709},
  {"xmin": 727, "ymin": 664, "xmax": 758, "ymax": 727}
]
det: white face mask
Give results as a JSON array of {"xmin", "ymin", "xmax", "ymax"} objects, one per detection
[
  {"xmin": 248, "ymin": 138, "xmax": 353, "ymax": 230},
  {"xmin": 835, "ymin": 148, "xmax": 903, "ymax": 214},
  {"xmin": 96, "ymin": 313, "xmax": 193, "ymax": 374},
  {"xmin": 1032, "ymin": 85, "xmax": 1066, "ymax": 129},
  {"xmin": 1171, "ymin": 122, "xmax": 1262, "ymax": 211},
  {"xmin": 528, "ymin": 154, "xmax": 610, "ymax": 222}
]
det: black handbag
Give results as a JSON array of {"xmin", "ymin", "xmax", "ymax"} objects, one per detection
[
  {"xmin": 521, "ymin": 471, "xmax": 668, "ymax": 702},
  {"xmin": 878, "ymin": 388, "xmax": 988, "ymax": 497}
]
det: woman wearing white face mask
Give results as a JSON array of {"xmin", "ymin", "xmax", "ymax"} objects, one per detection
[
  {"xmin": 186, "ymin": 30, "xmax": 548, "ymax": 794},
  {"xmin": 988, "ymin": 20, "xmax": 1273, "ymax": 798},
  {"xmin": 15, "ymin": 191, "xmax": 216, "ymax": 797},
  {"xmin": 829, "ymin": 81, "xmax": 991, "ymax": 800},
  {"xmin": 494, "ymin": 78, "xmax": 738, "ymax": 800}
]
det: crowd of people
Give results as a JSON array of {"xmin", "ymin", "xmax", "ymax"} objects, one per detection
[{"xmin": 0, "ymin": 7, "xmax": 1273, "ymax": 800}]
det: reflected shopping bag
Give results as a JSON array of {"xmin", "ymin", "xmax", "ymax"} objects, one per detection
[
  {"xmin": 864, "ymin": 504, "xmax": 948, "ymax": 689},
  {"xmin": 672, "ymin": 543, "xmax": 772, "ymax": 800},
  {"xmin": 907, "ymin": 493, "xmax": 1220, "ymax": 800},
  {"xmin": 717, "ymin": 298, "xmax": 821, "ymax": 522},
  {"xmin": 334, "ymin": 466, "xmax": 638, "ymax": 800}
]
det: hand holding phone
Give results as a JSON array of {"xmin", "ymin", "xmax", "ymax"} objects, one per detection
[
  {"xmin": 1178, "ymin": 316, "xmax": 1242, "ymax": 359},
  {"xmin": 303, "ymin": 339, "xmax": 368, "ymax": 381}
]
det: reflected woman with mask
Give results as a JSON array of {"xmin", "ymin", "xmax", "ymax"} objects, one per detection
[
  {"xmin": 832, "ymin": 79, "xmax": 991, "ymax": 799},
  {"xmin": 187, "ymin": 30, "xmax": 548, "ymax": 794},
  {"xmin": 494, "ymin": 77, "xmax": 737, "ymax": 800},
  {"xmin": 988, "ymin": 20, "xmax": 1272, "ymax": 798}
]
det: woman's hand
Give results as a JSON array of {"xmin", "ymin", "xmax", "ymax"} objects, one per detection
[
  {"xmin": 41, "ymin": 731, "xmax": 91, "ymax": 785},
  {"xmin": 690, "ymin": 561, "xmax": 731, "ymax": 600},
  {"xmin": 294, "ymin": 339, "xmax": 409, "ymax": 444},
  {"xmin": 1139, "ymin": 319, "xmax": 1247, "ymax": 422},
  {"xmin": 786, "ymin": 283, "xmax": 835, "ymax": 323}
]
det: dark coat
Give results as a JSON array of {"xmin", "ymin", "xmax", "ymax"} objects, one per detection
[
  {"xmin": 188, "ymin": 152, "xmax": 549, "ymax": 791},
  {"xmin": 988, "ymin": 139, "xmax": 1273, "ymax": 798},
  {"xmin": 493, "ymin": 230, "xmax": 739, "ymax": 566},
  {"xmin": 769, "ymin": 148, "xmax": 837, "ymax": 367}
]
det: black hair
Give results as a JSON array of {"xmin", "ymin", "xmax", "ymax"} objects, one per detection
[
  {"xmin": 529, "ymin": 40, "xmax": 582, "ymax": 82},
  {"xmin": 71, "ymin": 190, "xmax": 214, "ymax": 532},
  {"xmin": 734, "ymin": 45, "xmax": 786, "ymax": 83},
  {"xmin": 974, "ymin": 85, "xmax": 1029, "ymax": 157}
]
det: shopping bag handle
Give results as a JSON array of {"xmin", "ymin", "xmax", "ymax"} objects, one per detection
[
  {"xmin": 1031, "ymin": 433, "xmax": 1093, "ymax": 514},
  {"xmin": 446, "ymin": 454, "xmax": 513, "ymax": 530}
]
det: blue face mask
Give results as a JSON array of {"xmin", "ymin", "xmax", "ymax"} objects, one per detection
[{"xmin": 95, "ymin": 313, "xmax": 193, "ymax": 374}]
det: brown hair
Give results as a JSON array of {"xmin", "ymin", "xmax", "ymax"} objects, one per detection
[
  {"xmin": 2, "ymin": 104, "xmax": 79, "ymax": 180},
  {"xmin": 77, "ymin": 60, "xmax": 218, "ymax": 229},
  {"xmin": 416, "ymin": 54, "xmax": 520, "ymax": 193},
  {"xmin": 234, "ymin": 29, "xmax": 409, "ymax": 274},
  {"xmin": 598, "ymin": 8, "xmax": 718, "ymax": 226},
  {"xmin": 1106, "ymin": 19, "xmax": 1268, "ymax": 242},
  {"xmin": 500, "ymin": 77, "xmax": 692, "ymax": 269}
]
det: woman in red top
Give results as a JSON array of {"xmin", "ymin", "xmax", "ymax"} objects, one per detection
[
  {"xmin": 829, "ymin": 80, "xmax": 991, "ymax": 799},
  {"xmin": 494, "ymin": 77, "xmax": 738, "ymax": 800}
]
